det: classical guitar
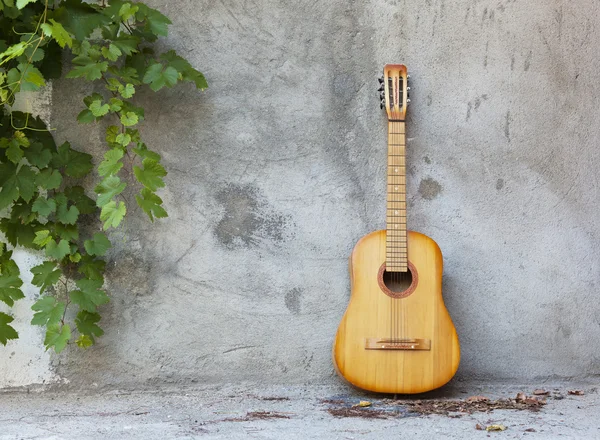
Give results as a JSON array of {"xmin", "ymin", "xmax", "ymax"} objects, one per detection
[{"xmin": 333, "ymin": 65, "xmax": 460, "ymax": 394}]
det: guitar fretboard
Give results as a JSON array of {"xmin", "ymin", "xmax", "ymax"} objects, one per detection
[{"xmin": 386, "ymin": 121, "xmax": 407, "ymax": 272}]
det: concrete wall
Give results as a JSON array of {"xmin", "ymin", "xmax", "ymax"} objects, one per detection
[{"xmin": 1, "ymin": 0, "xmax": 600, "ymax": 388}]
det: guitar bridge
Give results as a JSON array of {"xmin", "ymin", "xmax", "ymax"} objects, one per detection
[{"xmin": 365, "ymin": 338, "xmax": 431, "ymax": 350}]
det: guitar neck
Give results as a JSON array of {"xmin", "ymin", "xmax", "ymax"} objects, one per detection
[{"xmin": 386, "ymin": 120, "xmax": 407, "ymax": 272}]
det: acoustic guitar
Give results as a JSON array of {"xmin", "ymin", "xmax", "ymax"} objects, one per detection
[{"xmin": 333, "ymin": 65, "xmax": 460, "ymax": 394}]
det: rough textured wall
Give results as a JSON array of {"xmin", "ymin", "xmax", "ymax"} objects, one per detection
[{"xmin": 2, "ymin": 0, "xmax": 600, "ymax": 388}]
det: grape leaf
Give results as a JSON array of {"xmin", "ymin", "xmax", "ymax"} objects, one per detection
[
  {"xmin": 0, "ymin": 312, "xmax": 18, "ymax": 346},
  {"xmin": 16, "ymin": 0, "xmax": 37, "ymax": 8},
  {"xmin": 75, "ymin": 310, "xmax": 103, "ymax": 339},
  {"xmin": 45, "ymin": 239, "xmax": 70, "ymax": 260},
  {"xmin": 44, "ymin": 323, "xmax": 70, "ymax": 353},
  {"xmin": 142, "ymin": 63, "xmax": 178, "ymax": 91},
  {"xmin": 115, "ymin": 133, "xmax": 131, "ymax": 147},
  {"xmin": 84, "ymin": 232, "xmax": 111, "ymax": 256},
  {"xmin": 36, "ymin": 168, "xmax": 62, "ymax": 190},
  {"xmin": 118, "ymin": 83, "xmax": 135, "ymax": 98},
  {"xmin": 101, "ymin": 43, "xmax": 121, "ymax": 61},
  {"xmin": 98, "ymin": 149, "xmax": 124, "ymax": 177},
  {"xmin": 54, "ymin": 0, "xmax": 112, "ymax": 41},
  {"xmin": 0, "ymin": 164, "xmax": 36, "ymax": 208},
  {"xmin": 95, "ymin": 175, "xmax": 126, "ymax": 207},
  {"xmin": 120, "ymin": 111, "xmax": 138, "ymax": 127},
  {"xmin": 0, "ymin": 258, "xmax": 24, "ymax": 307},
  {"xmin": 136, "ymin": 188, "xmax": 167, "ymax": 221},
  {"xmin": 6, "ymin": 142, "xmax": 24, "ymax": 164},
  {"xmin": 24, "ymin": 142, "xmax": 53, "ymax": 168},
  {"xmin": 51, "ymin": 142, "xmax": 93, "ymax": 178},
  {"xmin": 32, "ymin": 196, "xmax": 57, "ymax": 216},
  {"xmin": 70, "ymin": 278, "xmax": 108, "ymax": 312},
  {"xmin": 33, "ymin": 230, "xmax": 52, "ymax": 247},
  {"xmin": 89, "ymin": 99, "xmax": 109, "ymax": 117},
  {"xmin": 30, "ymin": 262, "xmax": 62, "ymax": 294},
  {"xmin": 66, "ymin": 60, "xmax": 108, "ymax": 81},
  {"xmin": 31, "ymin": 296, "xmax": 65, "ymax": 326},
  {"xmin": 40, "ymin": 19, "xmax": 73, "ymax": 48},
  {"xmin": 65, "ymin": 186, "xmax": 96, "ymax": 214},
  {"xmin": 133, "ymin": 158, "xmax": 166, "ymax": 191},
  {"xmin": 78, "ymin": 255, "xmax": 105, "ymax": 281},
  {"xmin": 99, "ymin": 200, "xmax": 126, "ymax": 230}
]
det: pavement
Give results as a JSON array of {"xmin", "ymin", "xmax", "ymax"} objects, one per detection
[{"xmin": 1, "ymin": 381, "xmax": 599, "ymax": 439}]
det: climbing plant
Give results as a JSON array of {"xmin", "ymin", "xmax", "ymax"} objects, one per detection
[{"xmin": 0, "ymin": 0, "xmax": 206, "ymax": 351}]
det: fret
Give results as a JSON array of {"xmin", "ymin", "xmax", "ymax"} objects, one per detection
[{"xmin": 387, "ymin": 120, "xmax": 407, "ymax": 265}]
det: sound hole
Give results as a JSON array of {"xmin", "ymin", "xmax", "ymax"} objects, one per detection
[
  {"xmin": 378, "ymin": 262, "xmax": 418, "ymax": 299},
  {"xmin": 383, "ymin": 269, "xmax": 413, "ymax": 293}
]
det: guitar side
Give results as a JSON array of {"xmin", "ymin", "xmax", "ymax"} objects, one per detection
[{"xmin": 333, "ymin": 230, "xmax": 460, "ymax": 394}]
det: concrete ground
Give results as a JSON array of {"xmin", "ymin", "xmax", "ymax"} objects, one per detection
[{"xmin": 1, "ymin": 381, "xmax": 598, "ymax": 439}]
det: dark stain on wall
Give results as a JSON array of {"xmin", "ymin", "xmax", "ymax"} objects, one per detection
[
  {"xmin": 214, "ymin": 184, "xmax": 293, "ymax": 248},
  {"xmin": 285, "ymin": 288, "xmax": 303, "ymax": 315},
  {"xmin": 418, "ymin": 177, "xmax": 442, "ymax": 200}
]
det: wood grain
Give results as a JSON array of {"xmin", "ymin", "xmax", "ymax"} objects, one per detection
[{"xmin": 333, "ymin": 230, "xmax": 460, "ymax": 394}]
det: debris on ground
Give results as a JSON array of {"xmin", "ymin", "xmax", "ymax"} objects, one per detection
[
  {"xmin": 352, "ymin": 401, "xmax": 372, "ymax": 407},
  {"xmin": 568, "ymin": 390, "xmax": 585, "ymax": 395},
  {"xmin": 533, "ymin": 389, "xmax": 549, "ymax": 395},
  {"xmin": 486, "ymin": 424, "xmax": 507, "ymax": 431},
  {"xmin": 327, "ymin": 407, "xmax": 390, "ymax": 419},
  {"xmin": 221, "ymin": 411, "xmax": 291, "ymax": 422}
]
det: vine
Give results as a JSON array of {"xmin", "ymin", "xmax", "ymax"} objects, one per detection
[{"xmin": 0, "ymin": 0, "xmax": 206, "ymax": 351}]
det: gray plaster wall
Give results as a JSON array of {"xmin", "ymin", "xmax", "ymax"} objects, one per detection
[{"xmin": 2, "ymin": 0, "xmax": 600, "ymax": 388}]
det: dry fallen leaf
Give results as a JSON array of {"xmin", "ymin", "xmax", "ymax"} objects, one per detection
[
  {"xmin": 568, "ymin": 390, "xmax": 584, "ymax": 396},
  {"xmin": 516, "ymin": 392, "xmax": 527, "ymax": 402},
  {"xmin": 533, "ymin": 389, "xmax": 549, "ymax": 395},
  {"xmin": 486, "ymin": 424, "xmax": 507, "ymax": 432},
  {"xmin": 475, "ymin": 423, "xmax": 484, "ymax": 430},
  {"xmin": 467, "ymin": 395, "xmax": 489, "ymax": 403},
  {"xmin": 352, "ymin": 401, "xmax": 372, "ymax": 407}
]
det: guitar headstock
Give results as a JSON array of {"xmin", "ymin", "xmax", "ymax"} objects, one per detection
[{"xmin": 378, "ymin": 64, "xmax": 410, "ymax": 121}]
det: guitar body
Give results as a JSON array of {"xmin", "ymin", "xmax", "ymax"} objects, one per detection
[{"xmin": 333, "ymin": 230, "xmax": 460, "ymax": 394}]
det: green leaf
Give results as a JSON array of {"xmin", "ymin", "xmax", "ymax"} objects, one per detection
[
  {"xmin": 133, "ymin": 158, "xmax": 166, "ymax": 191},
  {"xmin": 70, "ymin": 278, "xmax": 108, "ymax": 312},
  {"xmin": 115, "ymin": 133, "xmax": 131, "ymax": 147},
  {"xmin": 16, "ymin": 0, "xmax": 37, "ymax": 8},
  {"xmin": 84, "ymin": 232, "xmax": 111, "ymax": 256},
  {"xmin": 33, "ymin": 230, "xmax": 52, "ymax": 247},
  {"xmin": 56, "ymin": 203, "xmax": 79, "ymax": 225},
  {"xmin": 132, "ymin": 143, "xmax": 161, "ymax": 161},
  {"xmin": 75, "ymin": 334, "xmax": 93, "ymax": 348},
  {"xmin": 6, "ymin": 142, "xmax": 24, "ymax": 164},
  {"xmin": 120, "ymin": 111, "xmax": 138, "ymax": 127},
  {"xmin": 52, "ymin": 142, "xmax": 93, "ymax": 178},
  {"xmin": 15, "ymin": 165, "xmax": 36, "ymax": 202},
  {"xmin": 45, "ymin": 239, "xmax": 70, "ymax": 260},
  {"xmin": 0, "ymin": 165, "xmax": 37, "ymax": 208},
  {"xmin": 40, "ymin": 19, "xmax": 73, "ymax": 48},
  {"xmin": 142, "ymin": 63, "xmax": 178, "ymax": 91},
  {"xmin": 44, "ymin": 323, "xmax": 70, "ymax": 353},
  {"xmin": 0, "ymin": 313, "xmax": 18, "ymax": 346},
  {"xmin": 111, "ymin": 36, "xmax": 139, "ymax": 56},
  {"xmin": 55, "ymin": 223, "xmax": 79, "ymax": 241},
  {"xmin": 161, "ymin": 50, "xmax": 208, "ymax": 89},
  {"xmin": 98, "ymin": 149, "xmax": 124, "ymax": 177},
  {"xmin": 136, "ymin": 188, "xmax": 168, "ymax": 221},
  {"xmin": 100, "ymin": 201, "xmax": 126, "ymax": 230},
  {"xmin": 105, "ymin": 125, "xmax": 120, "ymax": 144},
  {"xmin": 65, "ymin": 186, "xmax": 96, "ymax": 215},
  {"xmin": 0, "ymin": 258, "xmax": 24, "ymax": 307},
  {"xmin": 24, "ymin": 142, "xmax": 53, "ymax": 168},
  {"xmin": 9, "ymin": 63, "xmax": 45, "ymax": 92},
  {"xmin": 75, "ymin": 310, "xmax": 103, "ymax": 339},
  {"xmin": 77, "ymin": 109, "xmax": 95, "ymax": 124},
  {"xmin": 31, "ymin": 262, "xmax": 62, "ymax": 294},
  {"xmin": 54, "ymin": 0, "xmax": 113, "ymax": 41},
  {"xmin": 89, "ymin": 99, "xmax": 109, "ymax": 117},
  {"xmin": 31, "ymin": 296, "xmax": 64, "ymax": 326},
  {"xmin": 140, "ymin": 5, "xmax": 171, "ymax": 37},
  {"xmin": 78, "ymin": 255, "xmax": 105, "ymax": 280},
  {"xmin": 32, "ymin": 196, "xmax": 57, "ymax": 216},
  {"xmin": 101, "ymin": 43, "xmax": 121, "ymax": 61},
  {"xmin": 0, "ymin": 42, "xmax": 27, "ymax": 62},
  {"xmin": 66, "ymin": 60, "xmax": 108, "ymax": 81},
  {"xmin": 108, "ymin": 98, "xmax": 123, "ymax": 112},
  {"xmin": 95, "ymin": 175, "xmax": 126, "ymax": 207},
  {"xmin": 118, "ymin": 83, "xmax": 135, "ymax": 98},
  {"xmin": 36, "ymin": 168, "xmax": 62, "ymax": 190}
]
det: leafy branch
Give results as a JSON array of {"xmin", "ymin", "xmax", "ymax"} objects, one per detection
[{"xmin": 0, "ymin": 0, "xmax": 207, "ymax": 351}]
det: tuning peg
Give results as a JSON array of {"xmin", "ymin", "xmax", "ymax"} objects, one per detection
[
  {"xmin": 379, "ymin": 92, "xmax": 385, "ymax": 100},
  {"xmin": 378, "ymin": 84, "xmax": 384, "ymax": 91},
  {"xmin": 406, "ymin": 86, "xmax": 411, "ymax": 90},
  {"xmin": 406, "ymin": 99, "xmax": 411, "ymax": 103},
  {"xmin": 380, "ymin": 101, "xmax": 385, "ymax": 109},
  {"xmin": 378, "ymin": 76, "xmax": 384, "ymax": 84},
  {"xmin": 407, "ymin": 74, "xmax": 411, "ymax": 78}
]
